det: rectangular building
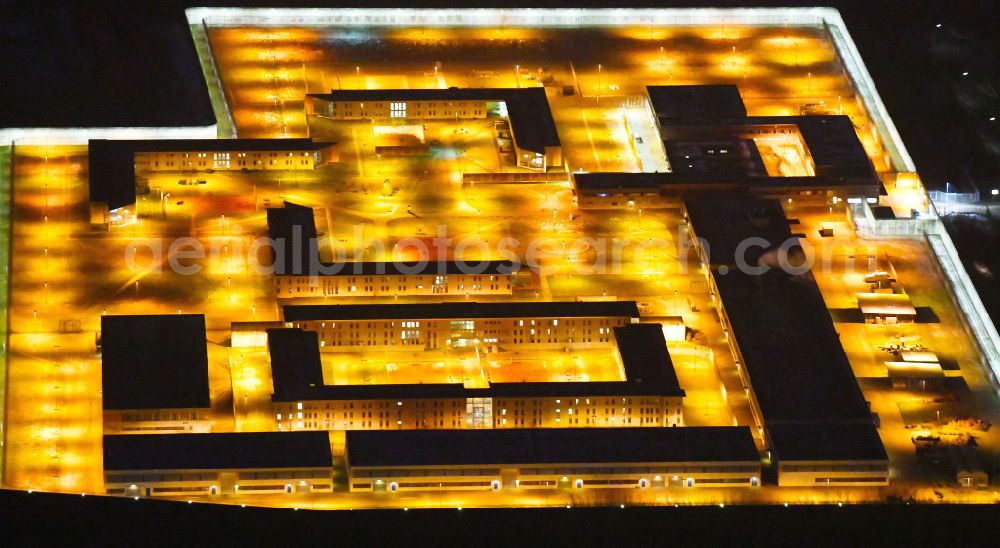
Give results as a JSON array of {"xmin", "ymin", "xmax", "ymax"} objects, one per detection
[
  {"xmin": 268, "ymin": 323, "xmax": 684, "ymax": 432},
  {"xmin": 307, "ymin": 87, "xmax": 562, "ymax": 171},
  {"xmin": 573, "ymin": 170, "xmax": 879, "ymax": 210},
  {"xmin": 103, "ymin": 432, "xmax": 333, "ymax": 497},
  {"xmin": 768, "ymin": 424, "xmax": 892, "ymax": 487},
  {"xmin": 131, "ymin": 141, "xmax": 338, "ymax": 172},
  {"xmin": 646, "ymin": 84, "xmax": 749, "ymax": 121},
  {"xmin": 274, "ymin": 262, "xmax": 518, "ymax": 299},
  {"xmin": 88, "ymin": 138, "xmax": 338, "ymax": 212},
  {"xmin": 684, "ymin": 195, "xmax": 888, "ymax": 486},
  {"xmin": 856, "ymin": 292, "xmax": 917, "ymax": 324},
  {"xmin": 885, "ymin": 361, "xmax": 945, "ymax": 391},
  {"xmin": 345, "ymin": 427, "xmax": 759, "ymax": 492},
  {"xmin": 570, "ymin": 85, "xmax": 880, "ymax": 210},
  {"xmin": 282, "ymin": 300, "xmax": 639, "ymax": 352},
  {"xmin": 100, "ymin": 314, "xmax": 211, "ymax": 434},
  {"xmin": 648, "ymin": 85, "xmax": 877, "ymax": 188},
  {"xmin": 266, "ymin": 201, "xmax": 521, "ymax": 298}
]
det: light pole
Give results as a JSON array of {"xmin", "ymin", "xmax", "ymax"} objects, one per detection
[
  {"xmin": 597, "ymin": 64, "xmax": 602, "ymax": 103},
  {"xmin": 280, "ymin": 98, "xmax": 287, "ymax": 136},
  {"xmin": 598, "ymin": 64, "xmax": 602, "ymax": 87}
]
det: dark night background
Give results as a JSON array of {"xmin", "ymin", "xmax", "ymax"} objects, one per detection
[
  {"xmin": 2, "ymin": 0, "xmax": 1000, "ymax": 544},
  {"xmin": 2, "ymin": 488, "xmax": 1000, "ymax": 546}
]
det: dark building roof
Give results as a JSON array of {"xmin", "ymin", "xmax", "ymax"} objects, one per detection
[
  {"xmin": 711, "ymin": 270, "xmax": 873, "ymax": 424},
  {"xmin": 265, "ymin": 201, "xmax": 518, "ymax": 277},
  {"xmin": 664, "ymin": 139, "xmax": 768, "ymax": 178},
  {"xmin": 871, "ymin": 206, "xmax": 898, "ymax": 220},
  {"xmin": 284, "ymin": 301, "xmax": 640, "ymax": 322},
  {"xmin": 768, "ymin": 423, "xmax": 888, "ymax": 462},
  {"xmin": 685, "ymin": 196, "xmax": 871, "ymax": 423},
  {"xmin": 581, "ymin": 171, "xmax": 737, "ymax": 193},
  {"xmin": 484, "ymin": 325, "xmax": 686, "ymax": 398},
  {"xmin": 346, "ymin": 427, "xmax": 759, "ymax": 468},
  {"xmin": 646, "ymin": 85, "xmax": 748, "ymax": 120},
  {"xmin": 266, "ymin": 202, "xmax": 319, "ymax": 275},
  {"xmin": 659, "ymin": 115, "xmax": 877, "ymax": 186},
  {"xmin": 685, "ymin": 196, "xmax": 797, "ymax": 267},
  {"xmin": 573, "ymin": 171, "xmax": 879, "ymax": 197},
  {"xmin": 267, "ymin": 322, "xmax": 682, "ymax": 404},
  {"xmin": 267, "ymin": 328, "xmax": 325, "ymax": 402},
  {"xmin": 684, "ymin": 195, "xmax": 884, "ymax": 463},
  {"xmin": 308, "ymin": 87, "xmax": 560, "ymax": 154},
  {"xmin": 794, "ymin": 116, "xmax": 876, "ymax": 180},
  {"xmin": 645, "ymin": 85, "xmax": 878, "ymax": 189},
  {"xmin": 486, "ymin": 379, "xmax": 682, "ymax": 398},
  {"xmin": 574, "ymin": 172, "xmax": 667, "ymax": 192},
  {"xmin": 88, "ymin": 138, "xmax": 334, "ymax": 210},
  {"xmin": 612, "ymin": 324, "xmax": 684, "ymax": 396},
  {"xmin": 100, "ymin": 314, "xmax": 210, "ymax": 410},
  {"xmin": 103, "ymin": 432, "xmax": 332, "ymax": 471},
  {"xmin": 267, "ymin": 328, "xmax": 467, "ymax": 403}
]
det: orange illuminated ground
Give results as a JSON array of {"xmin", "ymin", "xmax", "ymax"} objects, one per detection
[{"xmin": 1, "ymin": 16, "xmax": 997, "ymax": 509}]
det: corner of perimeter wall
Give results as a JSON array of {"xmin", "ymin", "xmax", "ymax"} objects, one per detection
[
  {"xmin": 188, "ymin": 18, "xmax": 237, "ymax": 139},
  {"xmin": 823, "ymin": 9, "xmax": 1000, "ymax": 392}
]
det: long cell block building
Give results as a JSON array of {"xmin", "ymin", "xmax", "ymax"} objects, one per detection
[
  {"xmin": 345, "ymin": 427, "xmax": 760, "ymax": 492},
  {"xmin": 684, "ymin": 195, "xmax": 889, "ymax": 486},
  {"xmin": 283, "ymin": 300, "xmax": 638, "ymax": 352},
  {"xmin": 268, "ymin": 317, "xmax": 685, "ymax": 432},
  {"xmin": 307, "ymin": 87, "xmax": 563, "ymax": 170},
  {"xmin": 100, "ymin": 315, "xmax": 212, "ymax": 434},
  {"xmin": 266, "ymin": 202, "xmax": 521, "ymax": 299}
]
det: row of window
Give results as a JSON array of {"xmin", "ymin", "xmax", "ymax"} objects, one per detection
[
  {"xmin": 334, "ymin": 109, "xmax": 484, "ymax": 118},
  {"xmin": 353, "ymin": 468, "xmax": 500, "ymax": 478},
  {"xmin": 330, "ymin": 101, "xmax": 485, "ymax": 119},
  {"xmin": 353, "ymin": 464, "xmax": 758, "ymax": 480},
  {"xmin": 120, "ymin": 411, "xmax": 205, "ymax": 422},
  {"xmin": 138, "ymin": 151, "xmax": 310, "ymax": 158},
  {"xmin": 280, "ymin": 282, "xmax": 508, "ymax": 295},
  {"xmin": 144, "ymin": 159, "xmax": 310, "ymax": 168},
  {"xmin": 497, "ymin": 416, "xmax": 670, "ymax": 426},
  {"xmin": 519, "ymin": 465, "xmax": 758, "ymax": 475},
  {"xmin": 284, "ymin": 398, "xmax": 680, "ymax": 413},
  {"xmin": 107, "ymin": 472, "xmax": 216, "ymax": 483},
  {"xmin": 284, "ymin": 275, "xmax": 501, "ymax": 283},
  {"xmin": 782, "ymin": 463, "xmax": 888, "ymax": 473},
  {"xmin": 279, "ymin": 419, "xmax": 463, "ymax": 429},
  {"xmin": 238, "ymin": 470, "xmax": 329, "ymax": 480}
]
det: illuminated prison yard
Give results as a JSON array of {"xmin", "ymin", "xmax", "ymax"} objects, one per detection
[{"xmin": 3, "ymin": 8, "xmax": 1000, "ymax": 510}]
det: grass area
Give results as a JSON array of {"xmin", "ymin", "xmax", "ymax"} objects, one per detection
[
  {"xmin": 189, "ymin": 24, "xmax": 235, "ymax": 138},
  {"xmin": 0, "ymin": 146, "xmax": 12, "ymax": 484}
]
